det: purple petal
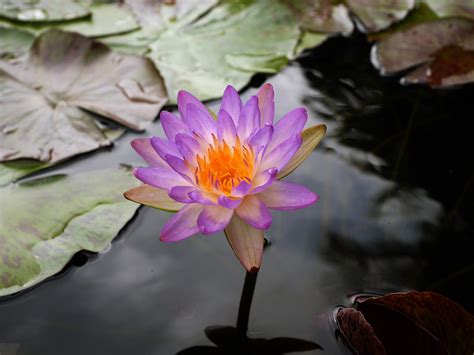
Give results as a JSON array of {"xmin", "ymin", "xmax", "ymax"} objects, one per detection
[
  {"xmin": 220, "ymin": 85, "xmax": 242, "ymax": 125},
  {"xmin": 184, "ymin": 103, "xmax": 217, "ymax": 141},
  {"xmin": 160, "ymin": 111, "xmax": 188, "ymax": 140},
  {"xmin": 197, "ymin": 205, "xmax": 234, "ymax": 235},
  {"xmin": 217, "ymin": 109, "xmax": 237, "ymax": 144},
  {"xmin": 257, "ymin": 180, "xmax": 319, "ymax": 211},
  {"xmin": 259, "ymin": 135, "xmax": 302, "ymax": 172},
  {"xmin": 250, "ymin": 168, "xmax": 278, "ymax": 194},
  {"xmin": 169, "ymin": 185, "xmax": 196, "ymax": 203},
  {"xmin": 236, "ymin": 195, "xmax": 272, "ymax": 230},
  {"xmin": 267, "ymin": 108, "xmax": 307, "ymax": 152},
  {"xmin": 218, "ymin": 195, "xmax": 242, "ymax": 209},
  {"xmin": 189, "ymin": 190, "xmax": 218, "ymax": 205},
  {"xmin": 160, "ymin": 204, "xmax": 203, "ymax": 242},
  {"xmin": 249, "ymin": 125, "xmax": 273, "ymax": 154},
  {"xmin": 134, "ymin": 166, "xmax": 189, "ymax": 189},
  {"xmin": 231, "ymin": 180, "xmax": 252, "ymax": 197},
  {"xmin": 175, "ymin": 133, "xmax": 200, "ymax": 164},
  {"xmin": 131, "ymin": 138, "xmax": 166, "ymax": 167},
  {"xmin": 237, "ymin": 96, "xmax": 260, "ymax": 140},
  {"xmin": 257, "ymin": 83, "xmax": 274, "ymax": 126},
  {"xmin": 163, "ymin": 154, "xmax": 193, "ymax": 183},
  {"xmin": 150, "ymin": 136, "xmax": 180, "ymax": 161},
  {"xmin": 177, "ymin": 90, "xmax": 211, "ymax": 121}
]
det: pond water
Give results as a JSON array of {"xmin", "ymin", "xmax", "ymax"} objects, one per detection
[{"xmin": 1, "ymin": 33, "xmax": 473, "ymax": 354}]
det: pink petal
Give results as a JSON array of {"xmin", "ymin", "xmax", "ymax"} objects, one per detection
[
  {"xmin": 257, "ymin": 180, "xmax": 319, "ymax": 210},
  {"xmin": 249, "ymin": 125, "xmax": 273, "ymax": 154},
  {"xmin": 250, "ymin": 168, "xmax": 278, "ymax": 194},
  {"xmin": 197, "ymin": 205, "xmax": 234, "ymax": 235},
  {"xmin": 150, "ymin": 136, "xmax": 180, "ymax": 161},
  {"xmin": 217, "ymin": 109, "xmax": 237, "ymax": 144},
  {"xmin": 259, "ymin": 135, "xmax": 302, "ymax": 173},
  {"xmin": 133, "ymin": 166, "xmax": 189, "ymax": 189},
  {"xmin": 160, "ymin": 111, "xmax": 188, "ymax": 140},
  {"xmin": 175, "ymin": 133, "xmax": 200, "ymax": 164},
  {"xmin": 160, "ymin": 204, "xmax": 203, "ymax": 242},
  {"xmin": 267, "ymin": 108, "xmax": 307, "ymax": 152},
  {"xmin": 218, "ymin": 195, "xmax": 243, "ymax": 209},
  {"xmin": 131, "ymin": 138, "xmax": 166, "ymax": 167},
  {"xmin": 124, "ymin": 184, "xmax": 183, "ymax": 212},
  {"xmin": 163, "ymin": 154, "xmax": 194, "ymax": 183},
  {"xmin": 185, "ymin": 104, "xmax": 217, "ymax": 141},
  {"xmin": 257, "ymin": 83, "xmax": 275, "ymax": 126},
  {"xmin": 231, "ymin": 180, "xmax": 252, "ymax": 197},
  {"xmin": 177, "ymin": 90, "xmax": 211, "ymax": 121},
  {"xmin": 224, "ymin": 214, "xmax": 264, "ymax": 272},
  {"xmin": 189, "ymin": 190, "xmax": 218, "ymax": 205},
  {"xmin": 237, "ymin": 96, "xmax": 260, "ymax": 140},
  {"xmin": 220, "ymin": 85, "xmax": 242, "ymax": 125},
  {"xmin": 236, "ymin": 195, "xmax": 272, "ymax": 230},
  {"xmin": 168, "ymin": 185, "xmax": 196, "ymax": 203}
]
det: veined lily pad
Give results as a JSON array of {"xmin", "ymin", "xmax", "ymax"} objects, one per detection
[
  {"xmin": 0, "ymin": 167, "xmax": 140, "ymax": 297},
  {"xmin": 148, "ymin": 0, "xmax": 301, "ymax": 101},
  {"xmin": 0, "ymin": 29, "xmax": 167, "ymax": 164},
  {"xmin": 0, "ymin": 0, "xmax": 89, "ymax": 22},
  {"xmin": 0, "ymin": 3, "xmax": 139, "ymax": 38},
  {"xmin": 371, "ymin": 18, "xmax": 474, "ymax": 87}
]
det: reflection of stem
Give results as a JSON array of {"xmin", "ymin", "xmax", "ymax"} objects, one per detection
[{"xmin": 236, "ymin": 270, "xmax": 259, "ymax": 338}]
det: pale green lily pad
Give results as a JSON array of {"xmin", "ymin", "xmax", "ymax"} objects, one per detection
[
  {"xmin": 0, "ymin": 0, "xmax": 90, "ymax": 22},
  {"xmin": 424, "ymin": 0, "xmax": 474, "ymax": 21},
  {"xmin": 0, "ymin": 168, "xmax": 139, "ymax": 297},
  {"xmin": 0, "ymin": 4, "xmax": 139, "ymax": 38},
  {"xmin": 0, "ymin": 29, "xmax": 167, "ymax": 164},
  {"xmin": 148, "ymin": 0, "xmax": 301, "ymax": 101},
  {"xmin": 0, "ymin": 27, "xmax": 34, "ymax": 58}
]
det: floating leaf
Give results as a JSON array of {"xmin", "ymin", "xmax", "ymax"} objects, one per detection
[
  {"xmin": 0, "ymin": 3, "xmax": 139, "ymax": 38},
  {"xmin": 148, "ymin": 0, "xmax": 300, "ymax": 101},
  {"xmin": 347, "ymin": 0, "xmax": 416, "ymax": 33},
  {"xmin": 0, "ymin": 168, "xmax": 139, "ymax": 297},
  {"xmin": 0, "ymin": 0, "xmax": 89, "ymax": 22},
  {"xmin": 424, "ymin": 0, "xmax": 474, "ymax": 21},
  {"xmin": 353, "ymin": 291, "xmax": 474, "ymax": 355},
  {"xmin": 0, "ymin": 29, "xmax": 167, "ymax": 164},
  {"xmin": 283, "ymin": 0, "xmax": 354, "ymax": 35},
  {"xmin": 372, "ymin": 18, "xmax": 474, "ymax": 87},
  {"xmin": 0, "ymin": 27, "xmax": 34, "ymax": 58}
]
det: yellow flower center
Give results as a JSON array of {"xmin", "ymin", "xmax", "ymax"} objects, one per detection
[{"xmin": 195, "ymin": 135, "xmax": 254, "ymax": 195}]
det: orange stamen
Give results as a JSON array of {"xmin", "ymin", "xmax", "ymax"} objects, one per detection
[{"xmin": 195, "ymin": 136, "xmax": 254, "ymax": 195}]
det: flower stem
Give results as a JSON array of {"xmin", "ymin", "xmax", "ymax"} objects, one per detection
[{"xmin": 236, "ymin": 269, "xmax": 259, "ymax": 338}]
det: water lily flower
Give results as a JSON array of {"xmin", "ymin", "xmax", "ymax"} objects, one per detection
[{"xmin": 125, "ymin": 84, "xmax": 326, "ymax": 272}]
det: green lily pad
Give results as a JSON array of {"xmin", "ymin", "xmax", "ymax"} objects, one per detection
[
  {"xmin": 0, "ymin": 167, "xmax": 139, "ymax": 297},
  {"xmin": 0, "ymin": 3, "xmax": 139, "ymax": 38},
  {"xmin": 0, "ymin": 29, "xmax": 167, "ymax": 164},
  {"xmin": 148, "ymin": 0, "xmax": 301, "ymax": 101},
  {"xmin": 0, "ymin": 27, "xmax": 34, "ymax": 58},
  {"xmin": 372, "ymin": 18, "xmax": 474, "ymax": 87},
  {"xmin": 0, "ymin": 0, "xmax": 90, "ymax": 22}
]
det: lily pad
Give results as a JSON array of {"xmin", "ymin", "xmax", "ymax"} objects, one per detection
[
  {"xmin": 371, "ymin": 18, "xmax": 474, "ymax": 87},
  {"xmin": 0, "ymin": 27, "xmax": 34, "ymax": 58},
  {"xmin": 283, "ymin": 0, "xmax": 354, "ymax": 35},
  {"xmin": 0, "ymin": 167, "xmax": 139, "ymax": 297},
  {"xmin": 0, "ymin": 3, "xmax": 139, "ymax": 38},
  {"xmin": 0, "ymin": 0, "xmax": 90, "ymax": 22},
  {"xmin": 148, "ymin": 0, "xmax": 301, "ymax": 101},
  {"xmin": 346, "ymin": 0, "xmax": 416, "ymax": 33},
  {"xmin": 0, "ymin": 29, "xmax": 167, "ymax": 164},
  {"xmin": 425, "ymin": 0, "xmax": 474, "ymax": 21}
]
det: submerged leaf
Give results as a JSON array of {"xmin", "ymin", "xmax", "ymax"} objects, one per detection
[
  {"xmin": 148, "ymin": 0, "xmax": 300, "ymax": 101},
  {"xmin": 0, "ymin": 29, "xmax": 167, "ymax": 164},
  {"xmin": 0, "ymin": 0, "xmax": 89, "ymax": 22},
  {"xmin": 0, "ymin": 168, "xmax": 139, "ymax": 297},
  {"xmin": 372, "ymin": 18, "xmax": 474, "ymax": 87}
]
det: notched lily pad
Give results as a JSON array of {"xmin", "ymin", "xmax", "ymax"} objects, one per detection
[
  {"xmin": 0, "ymin": 29, "xmax": 167, "ymax": 164},
  {"xmin": 0, "ymin": 168, "xmax": 140, "ymax": 297},
  {"xmin": 372, "ymin": 18, "xmax": 474, "ymax": 87},
  {"xmin": 0, "ymin": 0, "xmax": 90, "ymax": 22}
]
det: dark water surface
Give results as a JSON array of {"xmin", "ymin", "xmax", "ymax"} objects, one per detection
[{"xmin": 1, "ymin": 34, "xmax": 473, "ymax": 354}]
